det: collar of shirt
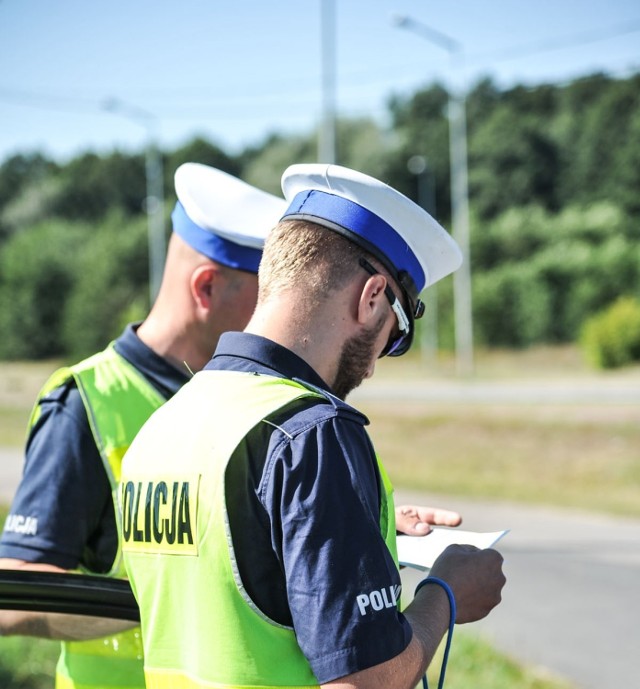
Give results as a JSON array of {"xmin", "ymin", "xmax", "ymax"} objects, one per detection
[
  {"xmin": 113, "ymin": 322, "xmax": 191, "ymax": 399},
  {"xmin": 206, "ymin": 332, "xmax": 332, "ymax": 394}
]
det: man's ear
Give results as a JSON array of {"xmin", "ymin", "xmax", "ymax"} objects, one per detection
[
  {"xmin": 356, "ymin": 273, "xmax": 388, "ymax": 326},
  {"xmin": 191, "ymin": 264, "xmax": 222, "ymax": 312}
]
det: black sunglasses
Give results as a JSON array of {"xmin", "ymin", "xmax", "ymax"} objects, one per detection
[{"xmin": 359, "ymin": 258, "xmax": 413, "ymax": 357}]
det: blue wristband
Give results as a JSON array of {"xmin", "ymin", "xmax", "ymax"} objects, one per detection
[{"xmin": 414, "ymin": 577, "xmax": 456, "ymax": 689}]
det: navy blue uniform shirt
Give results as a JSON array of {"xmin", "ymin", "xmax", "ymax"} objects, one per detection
[
  {"xmin": 0, "ymin": 324, "xmax": 189, "ymax": 571},
  {"xmin": 207, "ymin": 332, "xmax": 412, "ymax": 683}
]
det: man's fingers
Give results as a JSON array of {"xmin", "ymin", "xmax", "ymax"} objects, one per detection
[{"xmin": 428, "ymin": 508, "xmax": 462, "ymax": 527}]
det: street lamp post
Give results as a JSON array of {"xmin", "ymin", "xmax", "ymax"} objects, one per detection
[
  {"xmin": 103, "ymin": 98, "xmax": 166, "ymax": 306},
  {"xmin": 393, "ymin": 15, "xmax": 474, "ymax": 376},
  {"xmin": 407, "ymin": 155, "xmax": 438, "ymax": 365},
  {"xmin": 319, "ymin": 0, "xmax": 337, "ymax": 163}
]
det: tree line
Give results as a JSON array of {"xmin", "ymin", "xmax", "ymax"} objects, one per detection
[{"xmin": 0, "ymin": 71, "xmax": 638, "ymax": 363}]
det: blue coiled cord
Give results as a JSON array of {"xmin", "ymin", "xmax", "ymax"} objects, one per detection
[{"xmin": 414, "ymin": 577, "xmax": 456, "ymax": 689}]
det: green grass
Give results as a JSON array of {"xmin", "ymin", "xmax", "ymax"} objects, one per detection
[
  {"xmin": 359, "ymin": 345, "xmax": 640, "ymax": 518},
  {"xmin": 0, "ymin": 360, "xmax": 61, "ymax": 448},
  {"xmin": 428, "ymin": 631, "xmax": 575, "ymax": 689},
  {"xmin": 364, "ymin": 401, "xmax": 640, "ymax": 517},
  {"xmin": 0, "ymin": 636, "xmax": 58, "ymax": 689},
  {"xmin": 0, "ymin": 406, "xmax": 30, "ymax": 447}
]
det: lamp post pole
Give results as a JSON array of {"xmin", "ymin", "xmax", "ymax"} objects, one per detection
[
  {"xmin": 393, "ymin": 15, "xmax": 474, "ymax": 376},
  {"xmin": 408, "ymin": 155, "xmax": 438, "ymax": 365},
  {"xmin": 319, "ymin": 0, "xmax": 337, "ymax": 163},
  {"xmin": 103, "ymin": 98, "xmax": 166, "ymax": 306}
]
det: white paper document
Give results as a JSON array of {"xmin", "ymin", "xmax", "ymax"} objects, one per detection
[{"xmin": 397, "ymin": 528, "xmax": 509, "ymax": 571}]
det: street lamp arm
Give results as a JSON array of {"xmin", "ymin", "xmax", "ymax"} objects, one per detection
[
  {"xmin": 391, "ymin": 14, "xmax": 461, "ymax": 55},
  {"xmin": 101, "ymin": 97, "xmax": 157, "ymax": 132}
]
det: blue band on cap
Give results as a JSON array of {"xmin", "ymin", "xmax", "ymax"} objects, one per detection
[
  {"xmin": 171, "ymin": 202, "xmax": 262, "ymax": 273},
  {"xmin": 282, "ymin": 190, "xmax": 425, "ymax": 292}
]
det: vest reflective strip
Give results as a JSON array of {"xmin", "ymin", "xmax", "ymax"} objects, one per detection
[
  {"xmin": 144, "ymin": 667, "xmax": 315, "ymax": 689},
  {"xmin": 32, "ymin": 344, "xmax": 166, "ymax": 689}
]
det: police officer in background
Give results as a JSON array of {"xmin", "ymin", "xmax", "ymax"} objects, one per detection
[
  {"xmin": 121, "ymin": 164, "xmax": 506, "ymax": 689},
  {"xmin": 0, "ymin": 163, "xmax": 287, "ymax": 689}
]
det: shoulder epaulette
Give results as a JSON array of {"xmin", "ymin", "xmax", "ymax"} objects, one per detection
[{"xmin": 291, "ymin": 378, "xmax": 369, "ymax": 424}]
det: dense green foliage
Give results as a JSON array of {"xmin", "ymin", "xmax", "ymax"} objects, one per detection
[
  {"xmin": 0, "ymin": 72, "xmax": 638, "ymax": 362},
  {"xmin": 0, "ymin": 214, "xmax": 149, "ymax": 360},
  {"xmin": 580, "ymin": 296, "xmax": 640, "ymax": 368},
  {"xmin": 0, "ymin": 220, "xmax": 85, "ymax": 359},
  {"xmin": 471, "ymin": 202, "xmax": 640, "ymax": 347}
]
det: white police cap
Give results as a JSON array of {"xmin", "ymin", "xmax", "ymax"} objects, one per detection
[
  {"xmin": 172, "ymin": 163, "xmax": 287, "ymax": 273},
  {"xmin": 280, "ymin": 163, "xmax": 462, "ymax": 296}
]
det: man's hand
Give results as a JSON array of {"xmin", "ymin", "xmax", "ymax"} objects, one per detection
[
  {"xmin": 395, "ymin": 505, "xmax": 462, "ymax": 536},
  {"xmin": 429, "ymin": 544, "xmax": 506, "ymax": 624}
]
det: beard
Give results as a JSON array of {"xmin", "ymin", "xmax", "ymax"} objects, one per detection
[{"xmin": 332, "ymin": 313, "xmax": 387, "ymax": 400}]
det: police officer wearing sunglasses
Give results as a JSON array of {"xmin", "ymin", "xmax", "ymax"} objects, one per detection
[{"xmin": 122, "ymin": 163, "xmax": 505, "ymax": 689}]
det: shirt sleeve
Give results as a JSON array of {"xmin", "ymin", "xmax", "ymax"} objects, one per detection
[
  {"xmin": 260, "ymin": 409, "xmax": 412, "ymax": 683},
  {"xmin": 0, "ymin": 383, "xmax": 116, "ymax": 571}
]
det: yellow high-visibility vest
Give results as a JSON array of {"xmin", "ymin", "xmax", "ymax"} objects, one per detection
[
  {"xmin": 122, "ymin": 370, "xmax": 398, "ymax": 689},
  {"xmin": 30, "ymin": 343, "xmax": 166, "ymax": 689}
]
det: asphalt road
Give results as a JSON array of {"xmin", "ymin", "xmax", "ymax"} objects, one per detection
[
  {"xmin": 350, "ymin": 375, "xmax": 640, "ymax": 405},
  {"xmin": 2, "ymin": 448, "xmax": 639, "ymax": 688},
  {"xmin": 396, "ymin": 488, "xmax": 640, "ymax": 689}
]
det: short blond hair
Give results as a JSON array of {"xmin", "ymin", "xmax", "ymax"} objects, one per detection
[{"xmin": 258, "ymin": 219, "xmax": 374, "ymax": 305}]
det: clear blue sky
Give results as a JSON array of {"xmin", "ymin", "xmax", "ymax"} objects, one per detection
[{"xmin": 1, "ymin": 0, "xmax": 639, "ymax": 163}]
